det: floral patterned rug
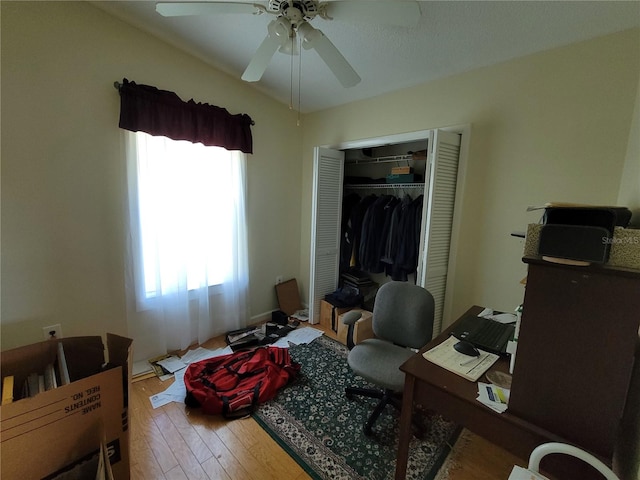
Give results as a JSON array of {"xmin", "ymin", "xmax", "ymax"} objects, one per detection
[{"xmin": 252, "ymin": 335, "xmax": 461, "ymax": 480}]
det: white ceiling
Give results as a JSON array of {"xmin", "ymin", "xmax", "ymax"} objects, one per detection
[{"xmin": 93, "ymin": 1, "xmax": 640, "ymax": 113}]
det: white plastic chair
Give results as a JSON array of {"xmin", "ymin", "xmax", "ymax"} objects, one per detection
[{"xmin": 508, "ymin": 442, "xmax": 619, "ymax": 480}]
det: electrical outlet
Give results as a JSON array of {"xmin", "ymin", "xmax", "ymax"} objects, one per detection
[
  {"xmin": 276, "ymin": 276, "xmax": 283, "ymax": 285},
  {"xmin": 42, "ymin": 324, "xmax": 63, "ymax": 340}
]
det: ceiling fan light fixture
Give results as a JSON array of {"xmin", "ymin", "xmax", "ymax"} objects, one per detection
[
  {"xmin": 268, "ymin": 16, "xmax": 292, "ymax": 39},
  {"xmin": 279, "ymin": 38, "xmax": 299, "ymax": 55},
  {"xmin": 296, "ymin": 20, "xmax": 319, "ymax": 49}
]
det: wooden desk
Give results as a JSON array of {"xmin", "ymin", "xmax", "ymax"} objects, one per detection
[
  {"xmin": 394, "ymin": 306, "xmax": 603, "ymax": 480},
  {"xmin": 509, "ymin": 257, "xmax": 640, "ymax": 461}
]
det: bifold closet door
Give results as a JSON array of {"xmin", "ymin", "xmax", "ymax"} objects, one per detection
[
  {"xmin": 418, "ymin": 129, "xmax": 462, "ymax": 336},
  {"xmin": 309, "ymin": 147, "xmax": 345, "ymax": 324}
]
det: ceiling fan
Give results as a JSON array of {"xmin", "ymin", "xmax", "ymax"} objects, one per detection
[{"xmin": 156, "ymin": 1, "xmax": 421, "ymax": 88}]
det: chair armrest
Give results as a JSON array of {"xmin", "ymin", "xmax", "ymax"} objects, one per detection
[
  {"xmin": 342, "ymin": 310, "xmax": 362, "ymax": 326},
  {"xmin": 342, "ymin": 310, "xmax": 362, "ymax": 350}
]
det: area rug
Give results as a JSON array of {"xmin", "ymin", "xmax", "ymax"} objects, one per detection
[{"xmin": 252, "ymin": 335, "xmax": 461, "ymax": 480}]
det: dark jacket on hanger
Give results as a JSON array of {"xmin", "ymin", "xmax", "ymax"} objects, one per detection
[
  {"xmin": 359, "ymin": 195, "xmax": 389, "ymax": 273},
  {"xmin": 346, "ymin": 194, "xmax": 377, "ymax": 270},
  {"xmin": 340, "ymin": 192, "xmax": 362, "ymax": 272},
  {"xmin": 380, "ymin": 194, "xmax": 424, "ymax": 281}
]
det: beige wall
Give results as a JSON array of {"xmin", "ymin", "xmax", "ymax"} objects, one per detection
[
  {"xmin": 300, "ymin": 28, "xmax": 640, "ymax": 326},
  {"xmin": 1, "ymin": 1, "xmax": 302, "ymax": 350},
  {"xmin": 618, "ymin": 76, "xmax": 640, "ymax": 214}
]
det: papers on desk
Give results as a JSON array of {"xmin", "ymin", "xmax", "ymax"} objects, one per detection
[
  {"xmin": 478, "ymin": 308, "xmax": 517, "ymax": 324},
  {"xmin": 477, "ymin": 382, "xmax": 510, "ymax": 413},
  {"xmin": 422, "ymin": 336, "xmax": 499, "ymax": 382}
]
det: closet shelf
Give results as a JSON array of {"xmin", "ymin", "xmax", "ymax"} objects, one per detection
[
  {"xmin": 345, "ymin": 183, "xmax": 425, "ymax": 189},
  {"xmin": 345, "ymin": 154, "xmax": 417, "ymax": 165}
]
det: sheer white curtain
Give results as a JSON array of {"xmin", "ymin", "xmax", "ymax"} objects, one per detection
[{"xmin": 124, "ymin": 131, "xmax": 249, "ymax": 360}]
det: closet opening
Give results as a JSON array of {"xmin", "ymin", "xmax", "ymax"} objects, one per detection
[
  {"xmin": 309, "ymin": 127, "xmax": 467, "ymax": 337},
  {"xmin": 341, "ymin": 140, "xmax": 429, "ymax": 311}
]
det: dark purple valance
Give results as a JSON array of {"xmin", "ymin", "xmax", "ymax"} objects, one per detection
[{"xmin": 117, "ymin": 78, "xmax": 254, "ymax": 154}]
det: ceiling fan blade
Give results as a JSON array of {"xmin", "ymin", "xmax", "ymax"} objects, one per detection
[
  {"xmin": 241, "ymin": 36, "xmax": 280, "ymax": 82},
  {"xmin": 241, "ymin": 18, "xmax": 291, "ymax": 82},
  {"xmin": 298, "ymin": 22, "xmax": 360, "ymax": 88},
  {"xmin": 325, "ymin": 1, "xmax": 421, "ymax": 28},
  {"xmin": 312, "ymin": 35, "xmax": 361, "ymax": 87},
  {"xmin": 156, "ymin": 2, "xmax": 266, "ymax": 17}
]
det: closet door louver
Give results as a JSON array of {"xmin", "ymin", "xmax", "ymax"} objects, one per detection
[
  {"xmin": 309, "ymin": 147, "xmax": 345, "ymax": 324},
  {"xmin": 419, "ymin": 130, "xmax": 461, "ymax": 336}
]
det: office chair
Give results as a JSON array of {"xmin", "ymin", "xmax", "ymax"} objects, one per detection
[{"xmin": 343, "ymin": 281, "xmax": 434, "ymax": 436}]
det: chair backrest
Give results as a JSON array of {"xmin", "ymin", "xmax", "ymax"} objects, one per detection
[{"xmin": 372, "ymin": 281, "xmax": 435, "ymax": 350}]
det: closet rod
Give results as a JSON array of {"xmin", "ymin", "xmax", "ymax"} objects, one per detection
[
  {"xmin": 345, "ymin": 183, "xmax": 425, "ymax": 189},
  {"xmin": 345, "ymin": 154, "xmax": 414, "ymax": 165}
]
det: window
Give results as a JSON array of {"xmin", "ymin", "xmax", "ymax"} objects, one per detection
[
  {"xmin": 127, "ymin": 131, "xmax": 247, "ymax": 301},
  {"xmin": 118, "ymin": 80, "xmax": 251, "ymax": 355}
]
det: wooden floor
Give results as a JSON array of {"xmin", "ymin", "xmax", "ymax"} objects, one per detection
[{"xmin": 129, "ymin": 325, "xmax": 525, "ymax": 479}]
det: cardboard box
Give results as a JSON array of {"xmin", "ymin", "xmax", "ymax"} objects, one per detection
[
  {"xmin": 337, "ymin": 309, "xmax": 374, "ymax": 346},
  {"xmin": 391, "ymin": 166, "xmax": 412, "ymax": 175},
  {"xmin": 320, "ymin": 299, "xmax": 353, "ymax": 332},
  {"xmin": 275, "ymin": 278, "xmax": 302, "ymax": 316},
  {"xmin": 0, "ymin": 334, "xmax": 132, "ymax": 479}
]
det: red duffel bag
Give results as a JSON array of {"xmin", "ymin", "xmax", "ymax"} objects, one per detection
[{"xmin": 184, "ymin": 346, "xmax": 300, "ymax": 418}]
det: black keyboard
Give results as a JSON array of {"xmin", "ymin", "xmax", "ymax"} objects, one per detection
[
  {"xmin": 471, "ymin": 320, "xmax": 508, "ymax": 346},
  {"xmin": 451, "ymin": 315, "xmax": 515, "ymax": 354}
]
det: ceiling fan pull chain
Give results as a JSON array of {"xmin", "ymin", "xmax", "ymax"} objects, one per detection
[
  {"xmin": 289, "ymin": 35, "xmax": 295, "ymax": 110},
  {"xmin": 297, "ymin": 35, "xmax": 302, "ymax": 127}
]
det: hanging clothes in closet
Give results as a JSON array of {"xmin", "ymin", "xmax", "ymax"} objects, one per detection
[{"xmin": 340, "ymin": 192, "xmax": 424, "ymax": 282}]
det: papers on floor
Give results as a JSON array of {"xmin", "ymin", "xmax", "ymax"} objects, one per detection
[
  {"xmin": 290, "ymin": 309, "xmax": 309, "ymax": 322},
  {"xmin": 180, "ymin": 346, "xmax": 231, "ymax": 364},
  {"xmin": 148, "ymin": 326, "xmax": 324, "ymax": 408},
  {"xmin": 270, "ymin": 326, "xmax": 324, "ymax": 348},
  {"xmin": 477, "ymin": 382, "xmax": 510, "ymax": 413},
  {"xmin": 149, "ymin": 368, "xmax": 188, "ymax": 409},
  {"xmin": 132, "ymin": 360, "xmax": 154, "ymax": 377},
  {"xmin": 422, "ymin": 336, "xmax": 499, "ymax": 382},
  {"xmin": 149, "ymin": 345, "xmax": 233, "ymax": 409},
  {"xmin": 156, "ymin": 355, "xmax": 187, "ymax": 374}
]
